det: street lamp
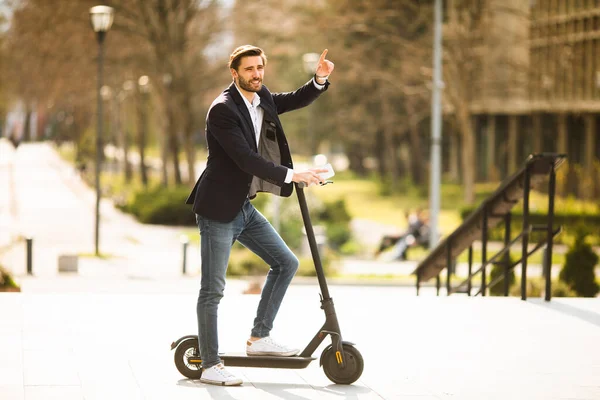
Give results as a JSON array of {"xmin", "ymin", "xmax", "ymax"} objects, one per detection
[
  {"xmin": 90, "ymin": 5, "xmax": 114, "ymax": 256},
  {"xmin": 303, "ymin": 53, "xmax": 320, "ymax": 155},
  {"xmin": 429, "ymin": 0, "xmax": 443, "ymax": 252}
]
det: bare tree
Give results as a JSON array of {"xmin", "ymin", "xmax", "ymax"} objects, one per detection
[
  {"xmin": 110, "ymin": 0, "xmax": 223, "ymax": 185},
  {"xmin": 317, "ymin": 0, "xmax": 433, "ymax": 189}
]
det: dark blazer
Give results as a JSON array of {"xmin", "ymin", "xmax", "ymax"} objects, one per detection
[{"xmin": 186, "ymin": 79, "xmax": 329, "ymax": 222}]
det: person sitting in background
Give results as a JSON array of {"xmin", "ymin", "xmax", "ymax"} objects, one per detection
[{"xmin": 375, "ymin": 208, "xmax": 430, "ymax": 261}]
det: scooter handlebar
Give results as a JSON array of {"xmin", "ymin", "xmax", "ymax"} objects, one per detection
[{"xmin": 296, "ymin": 181, "xmax": 333, "ymax": 189}]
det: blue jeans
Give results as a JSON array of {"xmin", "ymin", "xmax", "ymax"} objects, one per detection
[{"xmin": 195, "ymin": 199, "xmax": 299, "ymax": 369}]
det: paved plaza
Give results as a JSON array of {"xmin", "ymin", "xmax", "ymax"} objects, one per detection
[
  {"xmin": 1, "ymin": 141, "xmax": 599, "ymax": 399},
  {"xmin": 2, "ymin": 279, "xmax": 600, "ymax": 400}
]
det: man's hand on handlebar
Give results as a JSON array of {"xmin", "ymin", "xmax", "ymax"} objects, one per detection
[{"xmin": 292, "ymin": 168, "xmax": 328, "ymax": 187}]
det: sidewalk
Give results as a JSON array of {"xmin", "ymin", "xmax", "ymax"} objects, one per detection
[
  {"xmin": 0, "ymin": 140, "xmax": 201, "ymax": 280},
  {"xmin": 2, "ymin": 278, "xmax": 600, "ymax": 400}
]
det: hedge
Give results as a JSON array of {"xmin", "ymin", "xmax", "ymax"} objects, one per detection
[
  {"xmin": 559, "ymin": 232, "xmax": 600, "ymax": 297},
  {"xmin": 117, "ymin": 185, "xmax": 196, "ymax": 226},
  {"xmin": 116, "ymin": 186, "xmax": 353, "ymax": 253}
]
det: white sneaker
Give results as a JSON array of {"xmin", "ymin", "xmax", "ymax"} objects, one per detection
[
  {"xmin": 200, "ymin": 363, "xmax": 242, "ymax": 386},
  {"xmin": 246, "ymin": 337, "xmax": 299, "ymax": 357}
]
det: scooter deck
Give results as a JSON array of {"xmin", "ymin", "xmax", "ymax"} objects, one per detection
[{"xmin": 189, "ymin": 353, "xmax": 316, "ymax": 369}]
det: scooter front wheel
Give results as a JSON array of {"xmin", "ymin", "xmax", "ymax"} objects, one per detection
[
  {"xmin": 322, "ymin": 344, "xmax": 364, "ymax": 384},
  {"xmin": 174, "ymin": 338, "xmax": 203, "ymax": 379}
]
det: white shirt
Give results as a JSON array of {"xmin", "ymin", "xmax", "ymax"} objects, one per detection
[{"xmin": 234, "ymin": 78, "xmax": 327, "ymax": 183}]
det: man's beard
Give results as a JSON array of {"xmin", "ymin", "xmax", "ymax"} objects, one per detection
[{"xmin": 238, "ymin": 75, "xmax": 262, "ymax": 92}]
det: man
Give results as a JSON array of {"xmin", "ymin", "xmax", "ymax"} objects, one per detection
[{"xmin": 185, "ymin": 45, "xmax": 335, "ymax": 386}]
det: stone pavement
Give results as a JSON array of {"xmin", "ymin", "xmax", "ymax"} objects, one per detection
[
  {"xmin": 0, "ymin": 140, "xmax": 201, "ymax": 280},
  {"xmin": 2, "ymin": 278, "xmax": 600, "ymax": 400}
]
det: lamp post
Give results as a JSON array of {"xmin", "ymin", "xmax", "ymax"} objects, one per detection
[
  {"xmin": 302, "ymin": 53, "xmax": 320, "ymax": 156},
  {"xmin": 90, "ymin": 5, "xmax": 114, "ymax": 256},
  {"xmin": 429, "ymin": 0, "xmax": 443, "ymax": 251}
]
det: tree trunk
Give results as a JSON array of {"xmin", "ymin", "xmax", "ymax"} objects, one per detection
[
  {"xmin": 165, "ymin": 94, "xmax": 182, "ymax": 185},
  {"xmin": 137, "ymin": 93, "xmax": 149, "ymax": 187},
  {"xmin": 532, "ymin": 113, "xmax": 542, "ymax": 153},
  {"xmin": 182, "ymin": 89, "xmax": 196, "ymax": 184},
  {"xmin": 347, "ymin": 142, "xmax": 366, "ymax": 176},
  {"xmin": 456, "ymin": 106, "xmax": 476, "ymax": 205},
  {"xmin": 184, "ymin": 134, "xmax": 196, "ymax": 184},
  {"xmin": 169, "ymin": 130, "xmax": 182, "ymax": 186},
  {"xmin": 507, "ymin": 115, "xmax": 518, "ymax": 174},
  {"xmin": 381, "ymin": 97, "xmax": 398, "ymax": 191},
  {"xmin": 123, "ymin": 128, "xmax": 132, "ymax": 183},
  {"xmin": 121, "ymin": 94, "xmax": 132, "ymax": 183},
  {"xmin": 583, "ymin": 114, "xmax": 596, "ymax": 199},
  {"xmin": 375, "ymin": 129, "xmax": 386, "ymax": 178},
  {"xmin": 160, "ymin": 125, "xmax": 169, "ymax": 187},
  {"xmin": 406, "ymin": 104, "xmax": 423, "ymax": 185},
  {"xmin": 556, "ymin": 114, "xmax": 568, "ymax": 195},
  {"xmin": 22, "ymin": 104, "xmax": 32, "ymax": 142},
  {"xmin": 486, "ymin": 115, "xmax": 497, "ymax": 180},
  {"xmin": 449, "ymin": 130, "xmax": 460, "ymax": 182}
]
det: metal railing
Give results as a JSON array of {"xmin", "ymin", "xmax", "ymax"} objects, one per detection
[{"xmin": 414, "ymin": 153, "xmax": 567, "ymax": 301}]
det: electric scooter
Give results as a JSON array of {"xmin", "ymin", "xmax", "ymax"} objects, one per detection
[{"xmin": 170, "ymin": 181, "xmax": 364, "ymax": 384}]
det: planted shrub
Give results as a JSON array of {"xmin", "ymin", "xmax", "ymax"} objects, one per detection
[
  {"xmin": 225, "ymin": 247, "xmax": 335, "ymax": 277},
  {"xmin": 118, "ymin": 185, "xmax": 196, "ymax": 226},
  {"xmin": 317, "ymin": 199, "xmax": 352, "ymax": 250},
  {"xmin": 252, "ymin": 193, "xmax": 352, "ymax": 252},
  {"xmin": 509, "ymin": 278, "xmax": 576, "ymax": 298},
  {"xmin": 226, "ymin": 248, "xmax": 268, "ymax": 277},
  {"xmin": 488, "ymin": 255, "xmax": 516, "ymax": 296},
  {"xmin": 550, "ymin": 279, "xmax": 577, "ymax": 297},
  {"xmin": 559, "ymin": 232, "xmax": 600, "ymax": 297},
  {"xmin": 253, "ymin": 193, "xmax": 304, "ymax": 250},
  {"xmin": 297, "ymin": 252, "xmax": 335, "ymax": 277},
  {"xmin": 0, "ymin": 265, "xmax": 20, "ymax": 292}
]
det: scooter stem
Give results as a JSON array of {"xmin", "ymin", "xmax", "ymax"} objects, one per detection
[{"xmin": 295, "ymin": 183, "xmax": 331, "ymax": 300}]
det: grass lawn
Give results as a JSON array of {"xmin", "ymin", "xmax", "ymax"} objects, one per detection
[
  {"xmin": 310, "ymin": 175, "xmax": 533, "ymax": 235},
  {"xmin": 312, "ymin": 178, "xmax": 463, "ymax": 234}
]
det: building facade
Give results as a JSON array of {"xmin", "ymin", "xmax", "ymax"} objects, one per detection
[{"xmin": 448, "ymin": 0, "xmax": 600, "ymax": 198}]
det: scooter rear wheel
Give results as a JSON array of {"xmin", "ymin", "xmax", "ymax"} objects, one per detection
[
  {"xmin": 322, "ymin": 344, "xmax": 364, "ymax": 384},
  {"xmin": 174, "ymin": 338, "xmax": 203, "ymax": 379}
]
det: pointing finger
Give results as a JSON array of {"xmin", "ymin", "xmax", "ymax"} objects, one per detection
[{"xmin": 319, "ymin": 49, "xmax": 328, "ymax": 64}]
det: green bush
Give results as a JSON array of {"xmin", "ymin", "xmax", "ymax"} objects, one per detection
[
  {"xmin": 297, "ymin": 252, "xmax": 336, "ymax": 277},
  {"xmin": 0, "ymin": 265, "xmax": 20, "ymax": 291},
  {"xmin": 550, "ymin": 279, "xmax": 578, "ymax": 297},
  {"xmin": 339, "ymin": 239, "xmax": 363, "ymax": 256},
  {"xmin": 118, "ymin": 185, "xmax": 196, "ymax": 226},
  {"xmin": 225, "ymin": 247, "xmax": 335, "ymax": 277},
  {"xmin": 317, "ymin": 199, "xmax": 353, "ymax": 250},
  {"xmin": 509, "ymin": 277, "xmax": 577, "ymax": 298},
  {"xmin": 559, "ymin": 231, "xmax": 600, "ymax": 297},
  {"xmin": 253, "ymin": 193, "xmax": 352, "ymax": 253},
  {"xmin": 226, "ymin": 248, "xmax": 268, "ymax": 277},
  {"xmin": 488, "ymin": 255, "xmax": 516, "ymax": 296}
]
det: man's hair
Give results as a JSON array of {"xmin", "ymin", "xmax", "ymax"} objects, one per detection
[{"xmin": 228, "ymin": 45, "xmax": 267, "ymax": 71}]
